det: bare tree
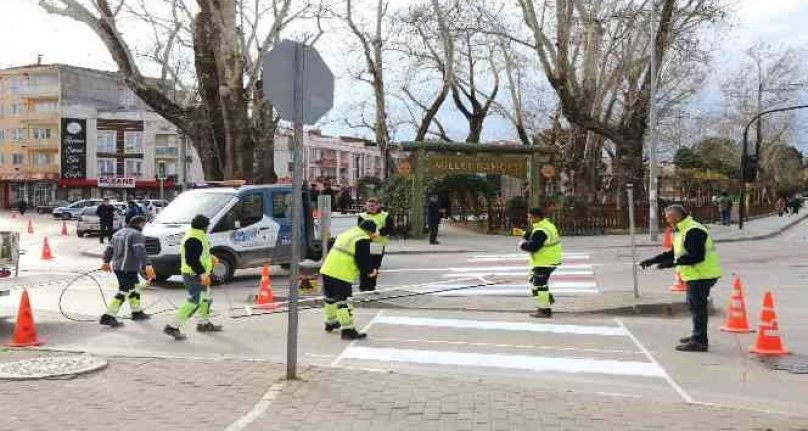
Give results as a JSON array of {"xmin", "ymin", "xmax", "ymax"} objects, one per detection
[{"xmin": 38, "ymin": 0, "xmax": 319, "ymax": 181}]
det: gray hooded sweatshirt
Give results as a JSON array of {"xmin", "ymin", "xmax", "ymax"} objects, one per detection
[{"xmin": 103, "ymin": 226, "xmax": 149, "ymax": 272}]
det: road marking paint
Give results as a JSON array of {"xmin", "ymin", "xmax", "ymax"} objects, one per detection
[
  {"xmin": 449, "ymin": 265, "xmax": 593, "ymax": 272},
  {"xmin": 370, "ymin": 337, "xmax": 643, "ymax": 355},
  {"xmin": 595, "ymin": 391, "xmax": 643, "ymax": 399},
  {"xmin": 432, "ymin": 288, "xmax": 599, "ymax": 296},
  {"xmin": 374, "ymin": 316, "xmax": 629, "ymax": 336},
  {"xmin": 443, "ymin": 272, "xmax": 597, "ymax": 278},
  {"xmin": 223, "ymin": 381, "xmax": 286, "ymax": 431},
  {"xmin": 341, "ymin": 346, "xmax": 665, "ymax": 377},
  {"xmin": 330, "ymin": 310, "xmax": 384, "ymax": 367},
  {"xmin": 472, "ymin": 253, "xmax": 590, "ymax": 259},
  {"xmin": 615, "ymin": 318, "xmax": 693, "ymax": 403}
]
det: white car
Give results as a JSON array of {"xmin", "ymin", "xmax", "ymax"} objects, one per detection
[
  {"xmin": 76, "ymin": 204, "xmax": 127, "ymax": 237},
  {"xmin": 52, "ymin": 199, "xmax": 103, "ymax": 220}
]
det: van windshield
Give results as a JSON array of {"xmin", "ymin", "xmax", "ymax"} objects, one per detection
[{"xmin": 154, "ymin": 192, "xmax": 234, "ymax": 224}]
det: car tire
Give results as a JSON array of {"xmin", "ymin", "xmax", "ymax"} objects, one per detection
[
  {"xmin": 212, "ymin": 252, "xmax": 235, "ymax": 284},
  {"xmin": 76, "ymin": 231, "xmax": 85, "ymax": 238},
  {"xmin": 153, "ymin": 273, "xmax": 171, "ymax": 283},
  {"xmin": 61, "ymin": 212, "xmax": 72, "ymax": 220}
]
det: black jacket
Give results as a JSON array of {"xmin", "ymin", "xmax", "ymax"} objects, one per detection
[
  {"xmin": 96, "ymin": 204, "xmax": 116, "ymax": 224},
  {"xmin": 354, "ymin": 239, "xmax": 373, "ymax": 274},
  {"xmin": 644, "ymin": 228, "xmax": 708, "ymax": 267},
  {"xmin": 426, "ymin": 201, "xmax": 442, "ymax": 225},
  {"xmin": 520, "ymin": 228, "xmax": 547, "ymax": 253},
  {"xmin": 183, "ymin": 238, "xmax": 207, "ymax": 275}
]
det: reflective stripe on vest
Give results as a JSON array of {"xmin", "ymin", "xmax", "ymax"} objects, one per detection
[
  {"xmin": 360, "ymin": 211, "xmax": 390, "ymax": 245},
  {"xmin": 180, "ymin": 228, "xmax": 213, "ymax": 275},
  {"xmin": 528, "ymin": 219, "xmax": 562, "ymax": 268},
  {"xmin": 321, "ymin": 226, "xmax": 370, "ymax": 283},
  {"xmin": 673, "ymin": 216, "xmax": 722, "ymax": 282}
]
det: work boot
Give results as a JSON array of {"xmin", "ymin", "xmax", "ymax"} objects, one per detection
[
  {"xmin": 131, "ymin": 311, "xmax": 150, "ymax": 321},
  {"xmin": 99, "ymin": 314, "xmax": 123, "ymax": 328},
  {"xmin": 675, "ymin": 340, "xmax": 708, "ymax": 352},
  {"xmin": 679, "ymin": 336, "xmax": 692, "ymax": 344},
  {"xmin": 324, "ymin": 321, "xmax": 341, "ymax": 333},
  {"xmin": 341, "ymin": 328, "xmax": 367, "ymax": 340},
  {"xmin": 196, "ymin": 322, "xmax": 223, "ymax": 332},
  {"xmin": 530, "ymin": 308, "xmax": 552, "ymax": 319},
  {"xmin": 163, "ymin": 325, "xmax": 187, "ymax": 341}
]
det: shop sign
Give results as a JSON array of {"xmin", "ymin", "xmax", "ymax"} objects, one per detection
[
  {"xmin": 98, "ymin": 177, "xmax": 136, "ymax": 188},
  {"xmin": 427, "ymin": 155, "xmax": 528, "ymax": 179}
]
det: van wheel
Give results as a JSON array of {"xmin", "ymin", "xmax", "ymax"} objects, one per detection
[
  {"xmin": 212, "ymin": 253, "xmax": 235, "ymax": 284},
  {"xmin": 153, "ymin": 273, "xmax": 171, "ymax": 283},
  {"xmin": 280, "ymin": 263, "xmax": 291, "ymax": 270}
]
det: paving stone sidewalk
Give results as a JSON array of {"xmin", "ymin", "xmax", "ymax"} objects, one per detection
[{"xmin": 1, "ymin": 350, "xmax": 806, "ymax": 431}]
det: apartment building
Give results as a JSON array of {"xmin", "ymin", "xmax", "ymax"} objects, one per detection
[{"xmin": 0, "ymin": 63, "xmax": 203, "ymax": 207}]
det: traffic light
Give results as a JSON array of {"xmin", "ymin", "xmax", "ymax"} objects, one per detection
[{"xmin": 742, "ymin": 155, "xmax": 758, "ymax": 182}]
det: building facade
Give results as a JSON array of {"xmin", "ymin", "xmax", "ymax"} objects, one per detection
[{"xmin": 0, "ymin": 63, "xmax": 203, "ymax": 208}]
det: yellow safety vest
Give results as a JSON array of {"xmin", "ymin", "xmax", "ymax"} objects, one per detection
[
  {"xmin": 673, "ymin": 216, "xmax": 722, "ymax": 281},
  {"xmin": 180, "ymin": 228, "xmax": 213, "ymax": 275},
  {"xmin": 360, "ymin": 211, "xmax": 390, "ymax": 245},
  {"xmin": 528, "ymin": 219, "xmax": 562, "ymax": 267},
  {"xmin": 321, "ymin": 226, "xmax": 370, "ymax": 283}
]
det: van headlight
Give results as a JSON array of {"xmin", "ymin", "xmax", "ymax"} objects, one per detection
[{"xmin": 167, "ymin": 233, "xmax": 184, "ymax": 246}]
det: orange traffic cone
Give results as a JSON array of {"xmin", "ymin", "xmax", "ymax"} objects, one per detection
[
  {"xmin": 61, "ymin": 221, "xmax": 68, "ymax": 236},
  {"xmin": 669, "ymin": 271, "xmax": 686, "ymax": 292},
  {"xmin": 27, "ymin": 219, "xmax": 34, "ymax": 234},
  {"xmin": 749, "ymin": 290, "xmax": 789, "ymax": 356},
  {"xmin": 41, "ymin": 236, "xmax": 53, "ymax": 260},
  {"xmin": 662, "ymin": 226, "xmax": 673, "ymax": 250},
  {"xmin": 255, "ymin": 265, "xmax": 277, "ymax": 308},
  {"xmin": 6, "ymin": 289, "xmax": 43, "ymax": 347},
  {"xmin": 720, "ymin": 276, "xmax": 754, "ymax": 333}
]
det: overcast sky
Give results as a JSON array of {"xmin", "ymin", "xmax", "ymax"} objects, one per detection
[{"xmin": 1, "ymin": 0, "xmax": 806, "ymax": 146}]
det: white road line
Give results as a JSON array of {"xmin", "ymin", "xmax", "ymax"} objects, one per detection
[
  {"xmin": 371, "ymin": 337, "xmax": 643, "ymax": 355},
  {"xmin": 449, "ymin": 265, "xmax": 593, "ymax": 272},
  {"xmin": 342, "ymin": 346, "xmax": 666, "ymax": 378},
  {"xmin": 443, "ymin": 272, "xmax": 596, "ymax": 278},
  {"xmin": 330, "ymin": 310, "xmax": 384, "ymax": 368},
  {"xmin": 472, "ymin": 253, "xmax": 590, "ymax": 258},
  {"xmin": 615, "ymin": 318, "xmax": 693, "ymax": 403},
  {"xmin": 223, "ymin": 381, "xmax": 286, "ymax": 431},
  {"xmin": 432, "ymin": 288, "xmax": 599, "ymax": 296},
  {"xmin": 374, "ymin": 316, "xmax": 629, "ymax": 336}
]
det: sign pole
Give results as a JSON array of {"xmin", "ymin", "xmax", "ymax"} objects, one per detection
[
  {"xmin": 159, "ymin": 178, "xmax": 164, "ymax": 202},
  {"xmin": 627, "ymin": 184, "xmax": 640, "ymax": 298}
]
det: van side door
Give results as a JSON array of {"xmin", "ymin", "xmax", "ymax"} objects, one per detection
[
  {"xmin": 209, "ymin": 192, "xmax": 280, "ymax": 267},
  {"xmin": 268, "ymin": 189, "xmax": 293, "ymax": 264}
]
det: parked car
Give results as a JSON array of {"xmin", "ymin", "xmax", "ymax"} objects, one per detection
[
  {"xmin": 76, "ymin": 204, "xmax": 127, "ymax": 237},
  {"xmin": 52, "ymin": 199, "xmax": 103, "ymax": 220},
  {"xmin": 141, "ymin": 199, "xmax": 169, "ymax": 217},
  {"xmin": 36, "ymin": 200, "xmax": 69, "ymax": 214}
]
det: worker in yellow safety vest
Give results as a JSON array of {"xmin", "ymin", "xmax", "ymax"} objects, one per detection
[
  {"xmin": 357, "ymin": 197, "xmax": 394, "ymax": 292},
  {"xmin": 320, "ymin": 219, "xmax": 377, "ymax": 340},
  {"xmin": 518, "ymin": 207, "xmax": 562, "ymax": 318},
  {"xmin": 641, "ymin": 204, "xmax": 722, "ymax": 352}
]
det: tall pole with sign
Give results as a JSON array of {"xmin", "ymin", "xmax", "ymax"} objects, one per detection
[
  {"xmin": 263, "ymin": 40, "xmax": 334, "ymax": 380},
  {"xmin": 157, "ymin": 162, "xmax": 166, "ymax": 201}
]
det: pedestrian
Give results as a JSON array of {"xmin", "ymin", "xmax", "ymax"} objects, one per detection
[
  {"xmin": 357, "ymin": 197, "xmax": 394, "ymax": 292},
  {"xmin": 125, "ymin": 200, "xmax": 143, "ymax": 224},
  {"xmin": 427, "ymin": 194, "xmax": 442, "ymax": 245},
  {"xmin": 716, "ymin": 192, "xmax": 732, "ymax": 226},
  {"xmin": 775, "ymin": 196, "xmax": 788, "ymax": 217},
  {"xmin": 320, "ymin": 219, "xmax": 377, "ymax": 340},
  {"xmin": 163, "ymin": 215, "xmax": 222, "ymax": 340},
  {"xmin": 788, "ymin": 196, "xmax": 802, "ymax": 216},
  {"xmin": 519, "ymin": 207, "xmax": 562, "ymax": 318},
  {"xmin": 17, "ymin": 200, "xmax": 27, "ymax": 216},
  {"xmin": 309, "ymin": 183, "xmax": 320, "ymax": 206},
  {"xmin": 640, "ymin": 204, "xmax": 722, "ymax": 352},
  {"xmin": 96, "ymin": 198, "xmax": 116, "ymax": 244},
  {"xmin": 339, "ymin": 187, "xmax": 352, "ymax": 214},
  {"xmin": 99, "ymin": 216, "xmax": 154, "ymax": 328}
]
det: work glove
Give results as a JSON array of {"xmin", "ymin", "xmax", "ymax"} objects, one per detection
[
  {"xmin": 143, "ymin": 265, "xmax": 156, "ymax": 280},
  {"xmin": 100, "ymin": 263, "xmax": 112, "ymax": 272},
  {"xmin": 657, "ymin": 261, "xmax": 675, "ymax": 270},
  {"xmin": 368, "ymin": 269, "xmax": 379, "ymax": 279},
  {"xmin": 638, "ymin": 259, "xmax": 654, "ymax": 269},
  {"xmin": 200, "ymin": 273, "xmax": 212, "ymax": 287},
  {"xmin": 211, "ymin": 256, "xmax": 220, "ymax": 266}
]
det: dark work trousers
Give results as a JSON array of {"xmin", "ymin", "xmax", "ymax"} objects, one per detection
[
  {"xmin": 428, "ymin": 223, "xmax": 439, "ymax": 244},
  {"xmin": 359, "ymin": 251, "xmax": 384, "ymax": 292},
  {"xmin": 99, "ymin": 221, "xmax": 114, "ymax": 243},
  {"xmin": 720, "ymin": 210, "xmax": 731, "ymax": 226},
  {"xmin": 685, "ymin": 278, "xmax": 718, "ymax": 344}
]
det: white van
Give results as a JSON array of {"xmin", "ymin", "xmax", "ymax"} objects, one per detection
[{"xmin": 143, "ymin": 184, "xmax": 319, "ymax": 282}]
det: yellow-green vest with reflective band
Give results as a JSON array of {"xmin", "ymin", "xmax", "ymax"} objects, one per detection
[
  {"xmin": 321, "ymin": 226, "xmax": 370, "ymax": 283},
  {"xmin": 528, "ymin": 219, "xmax": 562, "ymax": 267},
  {"xmin": 180, "ymin": 228, "xmax": 213, "ymax": 275},
  {"xmin": 673, "ymin": 216, "xmax": 722, "ymax": 282},
  {"xmin": 360, "ymin": 211, "xmax": 390, "ymax": 245}
]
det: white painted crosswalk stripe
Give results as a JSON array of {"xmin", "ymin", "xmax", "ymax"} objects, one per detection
[
  {"xmin": 433, "ymin": 288, "xmax": 598, "ymax": 296},
  {"xmin": 342, "ymin": 346, "xmax": 666, "ymax": 378},
  {"xmin": 373, "ymin": 316, "xmax": 628, "ymax": 336},
  {"xmin": 443, "ymin": 272, "xmax": 596, "ymax": 278},
  {"xmin": 448, "ymin": 264, "xmax": 593, "ymax": 272}
]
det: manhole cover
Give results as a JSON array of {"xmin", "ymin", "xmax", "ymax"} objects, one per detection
[
  {"xmin": 759, "ymin": 355, "xmax": 808, "ymax": 374},
  {"xmin": 0, "ymin": 355, "xmax": 108, "ymax": 380}
]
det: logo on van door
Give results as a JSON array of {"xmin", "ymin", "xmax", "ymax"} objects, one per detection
[{"xmin": 230, "ymin": 217, "xmax": 280, "ymax": 248}]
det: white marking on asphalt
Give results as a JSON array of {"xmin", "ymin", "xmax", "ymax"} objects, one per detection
[
  {"xmin": 449, "ymin": 265, "xmax": 593, "ymax": 272},
  {"xmin": 223, "ymin": 381, "xmax": 286, "ymax": 431},
  {"xmin": 432, "ymin": 288, "xmax": 599, "ymax": 296},
  {"xmin": 615, "ymin": 318, "xmax": 693, "ymax": 403},
  {"xmin": 342, "ymin": 346, "xmax": 666, "ymax": 377},
  {"xmin": 371, "ymin": 337, "xmax": 643, "ymax": 355},
  {"xmin": 595, "ymin": 392, "xmax": 643, "ymax": 399},
  {"xmin": 472, "ymin": 253, "xmax": 590, "ymax": 259},
  {"xmin": 330, "ymin": 310, "xmax": 384, "ymax": 367},
  {"xmin": 374, "ymin": 316, "xmax": 629, "ymax": 336},
  {"xmin": 443, "ymin": 272, "xmax": 595, "ymax": 278}
]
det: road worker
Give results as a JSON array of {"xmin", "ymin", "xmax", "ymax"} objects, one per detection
[
  {"xmin": 164, "ymin": 214, "xmax": 222, "ymax": 340},
  {"xmin": 641, "ymin": 204, "xmax": 722, "ymax": 352},
  {"xmin": 320, "ymin": 219, "xmax": 377, "ymax": 340},
  {"xmin": 519, "ymin": 207, "xmax": 562, "ymax": 318},
  {"xmin": 357, "ymin": 197, "xmax": 394, "ymax": 292},
  {"xmin": 99, "ymin": 215, "xmax": 154, "ymax": 327}
]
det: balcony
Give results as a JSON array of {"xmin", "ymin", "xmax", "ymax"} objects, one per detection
[
  {"xmin": 154, "ymin": 146, "xmax": 179, "ymax": 158},
  {"xmin": 19, "ymin": 86, "xmax": 59, "ymax": 98},
  {"xmin": 22, "ymin": 139, "xmax": 60, "ymax": 151},
  {"xmin": 20, "ymin": 111, "xmax": 59, "ymax": 122},
  {"xmin": 314, "ymin": 158, "xmax": 349, "ymax": 168}
]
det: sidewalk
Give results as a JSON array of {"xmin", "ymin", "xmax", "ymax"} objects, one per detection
[{"xmin": 0, "ymin": 350, "xmax": 805, "ymax": 431}]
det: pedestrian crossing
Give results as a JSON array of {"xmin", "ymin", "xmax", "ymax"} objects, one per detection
[{"xmin": 334, "ymin": 310, "xmax": 679, "ymax": 399}]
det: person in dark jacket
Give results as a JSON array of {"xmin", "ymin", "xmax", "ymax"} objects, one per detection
[
  {"xmin": 426, "ymin": 194, "xmax": 442, "ymax": 245},
  {"xmin": 17, "ymin": 200, "xmax": 28, "ymax": 215},
  {"xmin": 96, "ymin": 198, "xmax": 116, "ymax": 244},
  {"xmin": 99, "ymin": 216, "xmax": 154, "ymax": 327},
  {"xmin": 124, "ymin": 200, "xmax": 143, "ymax": 224},
  {"xmin": 357, "ymin": 197, "xmax": 394, "ymax": 292}
]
